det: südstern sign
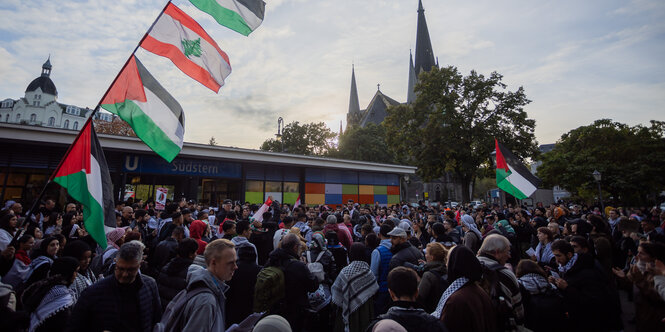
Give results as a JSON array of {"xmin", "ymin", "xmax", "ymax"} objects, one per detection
[{"xmin": 122, "ymin": 155, "xmax": 241, "ymax": 178}]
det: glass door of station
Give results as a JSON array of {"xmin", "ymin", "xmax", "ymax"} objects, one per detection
[{"xmin": 200, "ymin": 179, "xmax": 241, "ymax": 207}]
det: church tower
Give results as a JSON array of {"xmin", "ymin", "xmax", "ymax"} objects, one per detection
[
  {"xmin": 346, "ymin": 64, "xmax": 361, "ymax": 127},
  {"xmin": 408, "ymin": 0, "xmax": 437, "ymax": 103}
]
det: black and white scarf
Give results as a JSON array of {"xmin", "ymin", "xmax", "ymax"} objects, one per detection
[
  {"xmin": 29, "ymin": 285, "xmax": 74, "ymax": 332},
  {"xmin": 331, "ymin": 261, "xmax": 378, "ymax": 332},
  {"xmin": 431, "ymin": 277, "xmax": 470, "ymax": 319}
]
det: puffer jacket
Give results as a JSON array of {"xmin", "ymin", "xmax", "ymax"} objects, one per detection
[
  {"xmin": 189, "ymin": 220, "xmax": 208, "ymax": 255},
  {"xmin": 389, "ymin": 241, "xmax": 423, "ymax": 271},
  {"xmin": 367, "ymin": 301, "xmax": 448, "ymax": 332}
]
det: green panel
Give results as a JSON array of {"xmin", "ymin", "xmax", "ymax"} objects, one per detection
[
  {"xmin": 373, "ymin": 185, "xmax": 387, "ymax": 195},
  {"xmin": 245, "ymin": 191, "xmax": 263, "ymax": 204},
  {"xmin": 387, "ymin": 195, "xmax": 400, "ymax": 204},
  {"xmin": 342, "ymin": 184, "xmax": 358, "ymax": 194},
  {"xmin": 283, "ymin": 192, "xmax": 299, "ymax": 205}
]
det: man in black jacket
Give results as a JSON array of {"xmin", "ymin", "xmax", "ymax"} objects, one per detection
[
  {"xmin": 388, "ymin": 227, "xmax": 423, "ymax": 270},
  {"xmin": 68, "ymin": 241, "xmax": 162, "ymax": 332},
  {"xmin": 367, "ymin": 267, "xmax": 447, "ymax": 332},
  {"xmin": 225, "ymin": 245, "xmax": 262, "ymax": 325},
  {"xmin": 265, "ymin": 233, "xmax": 318, "ymax": 332}
]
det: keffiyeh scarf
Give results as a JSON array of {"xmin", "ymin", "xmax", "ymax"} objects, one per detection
[
  {"xmin": 331, "ymin": 261, "xmax": 379, "ymax": 332},
  {"xmin": 535, "ymin": 242, "xmax": 554, "ymax": 264},
  {"xmin": 558, "ymin": 253, "xmax": 578, "ymax": 275},
  {"xmin": 431, "ymin": 277, "xmax": 470, "ymax": 319},
  {"xmin": 29, "ymin": 285, "xmax": 74, "ymax": 332}
]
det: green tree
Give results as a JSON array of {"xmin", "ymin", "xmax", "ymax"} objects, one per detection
[
  {"xmin": 208, "ymin": 136, "xmax": 217, "ymax": 146},
  {"xmin": 536, "ymin": 119, "xmax": 665, "ymax": 205},
  {"xmin": 383, "ymin": 66, "xmax": 538, "ymax": 202},
  {"xmin": 260, "ymin": 121, "xmax": 337, "ymax": 155},
  {"xmin": 334, "ymin": 123, "xmax": 395, "ymax": 163}
]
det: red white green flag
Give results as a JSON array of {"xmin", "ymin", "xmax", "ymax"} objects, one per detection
[
  {"xmin": 53, "ymin": 121, "xmax": 116, "ymax": 249},
  {"xmin": 141, "ymin": 3, "xmax": 232, "ymax": 92},
  {"xmin": 253, "ymin": 196, "xmax": 273, "ymax": 222},
  {"xmin": 495, "ymin": 139, "xmax": 541, "ymax": 199},
  {"xmin": 101, "ymin": 56, "xmax": 185, "ymax": 162}
]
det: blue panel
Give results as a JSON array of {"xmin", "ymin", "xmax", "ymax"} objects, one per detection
[
  {"xmin": 358, "ymin": 172, "xmax": 374, "ymax": 184},
  {"xmin": 265, "ymin": 167, "xmax": 283, "ymax": 181},
  {"xmin": 325, "ymin": 194, "xmax": 343, "ymax": 205},
  {"xmin": 386, "ymin": 174, "xmax": 399, "ymax": 186},
  {"xmin": 306, "ymin": 168, "xmax": 325, "ymax": 182},
  {"xmin": 372, "ymin": 173, "xmax": 386, "ymax": 185},
  {"xmin": 245, "ymin": 165, "xmax": 264, "ymax": 180},
  {"xmin": 340, "ymin": 170, "xmax": 358, "ymax": 184},
  {"xmin": 325, "ymin": 169, "xmax": 342, "ymax": 183},
  {"xmin": 374, "ymin": 194, "xmax": 388, "ymax": 204},
  {"xmin": 122, "ymin": 155, "xmax": 241, "ymax": 178},
  {"xmin": 283, "ymin": 168, "xmax": 300, "ymax": 181}
]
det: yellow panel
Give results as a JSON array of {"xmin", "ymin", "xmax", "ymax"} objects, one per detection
[
  {"xmin": 306, "ymin": 193, "xmax": 325, "ymax": 205},
  {"xmin": 359, "ymin": 185, "xmax": 374, "ymax": 195}
]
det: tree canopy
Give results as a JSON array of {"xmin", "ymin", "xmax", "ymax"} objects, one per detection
[
  {"xmin": 333, "ymin": 123, "xmax": 395, "ymax": 163},
  {"xmin": 94, "ymin": 117, "xmax": 136, "ymax": 137},
  {"xmin": 260, "ymin": 121, "xmax": 337, "ymax": 156},
  {"xmin": 537, "ymin": 119, "xmax": 665, "ymax": 205},
  {"xmin": 383, "ymin": 66, "xmax": 539, "ymax": 202}
]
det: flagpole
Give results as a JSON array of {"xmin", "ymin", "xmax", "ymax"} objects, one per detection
[{"xmin": 22, "ymin": 0, "xmax": 175, "ymax": 236}]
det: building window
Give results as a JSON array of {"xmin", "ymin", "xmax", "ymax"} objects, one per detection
[
  {"xmin": 16, "ymin": 114, "xmax": 20, "ymax": 122},
  {"xmin": 4, "ymin": 114, "xmax": 8, "ymax": 122},
  {"xmin": 30, "ymin": 114, "xmax": 36, "ymax": 122},
  {"xmin": 64, "ymin": 120, "xmax": 69, "ymax": 129},
  {"xmin": 73, "ymin": 122, "xmax": 78, "ymax": 130},
  {"xmin": 48, "ymin": 117, "xmax": 55, "ymax": 126}
]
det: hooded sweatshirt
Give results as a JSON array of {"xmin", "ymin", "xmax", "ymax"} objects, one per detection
[
  {"xmin": 180, "ymin": 268, "xmax": 228, "ymax": 332},
  {"xmin": 189, "ymin": 220, "xmax": 208, "ymax": 255}
]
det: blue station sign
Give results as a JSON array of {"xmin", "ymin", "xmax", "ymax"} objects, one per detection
[{"xmin": 122, "ymin": 155, "xmax": 241, "ymax": 178}]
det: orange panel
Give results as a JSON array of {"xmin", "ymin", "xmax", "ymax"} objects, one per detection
[
  {"xmin": 305, "ymin": 182, "xmax": 325, "ymax": 194},
  {"xmin": 358, "ymin": 194, "xmax": 374, "ymax": 205},
  {"xmin": 306, "ymin": 193, "xmax": 325, "ymax": 205},
  {"xmin": 387, "ymin": 186, "xmax": 400, "ymax": 195}
]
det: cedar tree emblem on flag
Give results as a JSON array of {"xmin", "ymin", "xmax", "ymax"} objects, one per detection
[{"xmin": 182, "ymin": 38, "xmax": 202, "ymax": 58}]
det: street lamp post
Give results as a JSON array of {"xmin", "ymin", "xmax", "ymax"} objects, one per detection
[
  {"xmin": 592, "ymin": 170, "xmax": 605, "ymax": 216},
  {"xmin": 404, "ymin": 175, "xmax": 410, "ymax": 203},
  {"xmin": 275, "ymin": 117, "xmax": 284, "ymax": 152}
]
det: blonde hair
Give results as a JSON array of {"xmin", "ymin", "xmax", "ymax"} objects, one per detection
[
  {"xmin": 426, "ymin": 242, "xmax": 448, "ymax": 264},
  {"xmin": 204, "ymin": 239, "xmax": 235, "ymax": 265}
]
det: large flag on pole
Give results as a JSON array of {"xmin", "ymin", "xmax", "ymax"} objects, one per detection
[
  {"xmin": 53, "ymin": 121, "xmax": 115, "ymax": 249},
  {"xmin": 189, "ymin": 0, "xmax": 265, "ymax": 36},
  {"xmin": 495, "ymin": 139, "xmax": 541, "ymax": 199},
  {"xmin": 101, "ymin": 56, "xmax": 185, "ymax": 162},
  {"xmin": 252, "ymin": 196, "xmax": 273, "ymax": 222},
  {"xmin": 141, "ymin": 3, "xmax": 232, "ymax": 92}
]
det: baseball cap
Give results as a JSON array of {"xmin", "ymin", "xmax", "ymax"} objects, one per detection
[{"xmin": 387, "ymin": 227, "xmax": 407, "ymax": 238}]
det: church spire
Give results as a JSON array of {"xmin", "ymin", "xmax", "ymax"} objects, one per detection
[
  {"xmin": 407, "ymin": 50, "xmax": 417, "ymax": 104},
  {"xmin": 347, "ymin": 64, "xmax": 361, "ymax": 127},
  {"xmin": 414, "ymin": 0, "xmax": 436, "ymax": 76}
]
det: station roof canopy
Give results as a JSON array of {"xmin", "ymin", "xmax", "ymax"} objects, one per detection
[{"xmin": 0, "ymin": 123, "xmax": 416, "ymax": 175}]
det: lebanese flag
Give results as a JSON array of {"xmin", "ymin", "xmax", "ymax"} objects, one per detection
[
  {"xmin": 102, "ymin": 56, "xmax": 185, "ymax": 162},
  {"xmin": 141, "ymin": 3, "xmax": 231, "ymax": 92},
  {"xmin": 53, "ymin": 121, "xmax": 116, "ymax": 249},
  {"xmin": 292, "ymin": 194, "xmax": 301, "ymax": 211},
  {"xmin": 189, "ymin": 0, "xmax": 265, "ymax": 36},
  {"xmin": 252, "ymin": 196, "xmax": 273, "ymax": 222},
  {"xmin": 495, "ymin": 139, "xmax": 541, "ymax": 199}
]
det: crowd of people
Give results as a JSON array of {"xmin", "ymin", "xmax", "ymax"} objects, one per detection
[{"xmin": 0, "ymin": 196, "xmax": 664, "ymax": 332}]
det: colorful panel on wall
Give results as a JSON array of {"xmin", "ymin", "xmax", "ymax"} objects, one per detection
[
  {"xmin": 265, "ymin": 192, "xmax": 282, "ymax": 202},
  {"xmin": 325, "ymin": 194, "xmax": 342, "ymax": 205},
  {"xmin": 373, "ymin": 185, "xmax": 387, "ymax": 195},
  {"xmin": 387, "ymin": 186, "xmax": 400, "ymax": 195},
  {"xmin": 358, "ymin": 194, "xmax": 374, "ymax": 204},
  {"xmin": 325, "ymin": 183, "xmax": 342, "ymax": 194},
  {"xmin": 342, "ymin": 194, "xmax": 358, "ymax": 204},
  {"xmin": 306, "ymin": 193, "xmax": 325, "ymax": 205},
  {"xmin": 283, "ymin": 192, "xmax": 299, "ymax": 205},
  {"xmin": 388, "ymin": 195, "xmax": 400, "ymax": 204},
  {"xmin": 306, "ymin": 182, "xmax": 325, "ymax": 194},
  {"xmin": 342, "ymin": 184, "xmax": 358, "ymax": 194},
  {"xmin": 374, "ymin": 194, "xmax": 388, "ymax": 204},
  {"xmin": 359, "ymin": 185, "xmax": 373, "ymax": 195},
  {"xmin": 245, "ymin": 191, "xmax": 263, "ymax": 204}
]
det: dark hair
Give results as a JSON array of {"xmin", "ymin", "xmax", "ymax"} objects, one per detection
[
  {"xmin": 134, "ymin": 209, "xmax": 148, "ymax": 219},
  {"xmin": 237, "ymin": 245, "xmax": 257, "ymax": 262},
  {"xmin": 365, "ymin": 233, "xmax": 380, "ymax": 250},
  {"xmin": 171, "ymin": 212, "xmax": 182, "ymax": 220},
  {"xmin": 379, "ymin": 223, "xmax": 393, "ymax": 237},
  {"xmin": 551, "ymin": 239, "xmax": 574, "ymax": 255},
  {"xmin": 361, "ymin": 223, "xmax": 374, "ymax": 235},
  {"xmin": 431, "ymin": 222, "xmax": 446, "ymax": 237},
  {"xmin": 640, "ymin": 242, "xmax": 665, "ymax": 261},
  {"xmin": 569, "ymin": 235, "xmax": 590, "ymax": 251},
  {"xmin": 515, "ymin": 259, "xmax": 546, "ymax": 278},
  {"xmin": 62, "ymin": 240, "xmax": 91, "ymax": 260},
  {"xmin": 283, "ymin": 216, "xmax": 294, "ymax": 227},
  {"xmin": 18, "ymin": 234, "xmax": 34, "ymax": 245},
  {"xmin": 349, "ymin": 243, "xmax": 366, "ymax": 262},
  {"xmin": 537, "ymin": 227, "xmax": 554, "ymax": 242},
  {"xmin": 236, "ymin": 220, "xmax": 251, "ymax": 235},
  {"xmin": 0, "ymin": 213, "xmax": 17, "ymax": 232},
  {"xmin": 222, "ymin": 220, "xmax": 236, "ymax": 232},
  {"xmin": 165, "ymin": 203, "xmax": 179, "ymax": 214},
  {"xmin": 125, "ymin": 231, "xmax": 142, "ymax": 243},
  {"xmin": 177, "ymin": 238, "xmax": 199, "ymax": 258},
  {"xmin": 387, "ymin": 267, "xmax": 418, "ymax": 298},
  {"xmin": 62, "ymin": 212, "xmax": 76, "ymax": 226},
  {"xmin": 587, "ymin": 214, "xmax": 609, "ymax": 234},
  {"xmin": 171, "ymin": 226, "xmax": 185, "ymax": 238}
]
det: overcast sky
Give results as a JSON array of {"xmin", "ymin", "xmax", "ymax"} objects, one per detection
[{"xmin": 1, "ymin": 0, "xmax": 663, "ymax": 149}]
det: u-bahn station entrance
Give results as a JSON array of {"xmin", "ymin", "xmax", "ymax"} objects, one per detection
[{"xmin": 0, "ymin": 123, "xmax": 416, "ymax": 207}]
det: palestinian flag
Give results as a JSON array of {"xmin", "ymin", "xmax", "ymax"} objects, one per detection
[
  {"xmin": 252, "ymin": 196, "xmax": 273, "ymax": 222},
  {"xmin": 101, "ymin": 56, "xmax": 185, "ymax": 162},
  {"xmin": 495, "ymin": 139, "xmax": 541, "ymax": 199},
  {"xmin": 142, "ymin": 3, "xmax": 232, "ymax": 92},
  {"xmin": 53, "ymin": 121, "xmax": 115, "ymax": 249},
  {"xmin": 189, "ymin": 0, "xmax": 265, "ymax": 36},
  {"xmin": 292, "ymin": 194, "xmax": 301, "ymax": 212}
]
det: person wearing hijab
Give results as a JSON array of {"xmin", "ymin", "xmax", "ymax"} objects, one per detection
[
  {"xmin": 460, "ymin": 214, "xmax": 482, "ymax": 254},
  {"xmin": 332, "ymin": 243, "xmax": 378, "ymax": 332},
  {"xmin": 62, "ymin": 240, "xmax": 96, "ymax": 301},
  {"xmin": 434, "ymin": 245, "xmax": 496, "ymax": 332},
  {"xmin": 21, "ymin": 256, "xmax": 79, "ymax": 332},
  {"xmin": 22, "ymin": 236, "xmax": 60, "ymax": 290},
  {"xmin": 308, "ymin": 232, "xmax": 336, "ymax": 283},
  {"xmin": 3, "ymin": 235, "xmax": 35, "ymax": 288}
]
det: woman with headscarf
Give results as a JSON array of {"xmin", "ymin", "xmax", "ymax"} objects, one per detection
[
  {"xmin": 332, "ymin": 243, "xmax": 378, "ymax": 332},
  {"xmin": 62, "ymin": 240, "xmax": 96, "ymax": 301},
  {"xmin": 0, "ymin": 213, "xmax": 18, "ymax": 251},
  {"xmin": 460, "ymin": 214, "xmax": 482, "ymax": 254},
  {"xmin": 3, "ymin": 234, "xmax": 35, "ymax": 288},
  {"xmin": 433, "ymin": 245, "xmax": 497, "ymax": 332},
  {"xmin": 22, "ymin": 236, "xmax": 60, "ymax": 290},
  {"xmin": 22, "ymin": 256, "xmax": 79, "ymax": 332}
]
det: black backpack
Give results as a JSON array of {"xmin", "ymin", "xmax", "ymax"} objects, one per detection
[
  {"xmin": 479, "ymin": 263, "xmax": 518, "ymax": 331},
  {"xmin": 153, "ymin": 286, "xmax": 213, "ymax": 332}
]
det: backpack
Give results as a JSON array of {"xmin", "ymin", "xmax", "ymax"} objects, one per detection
[
  {"xmin": 253, "ymin": 265, "xmax": 287, "ymax": 313},
  {"xmin": 479, "ymin": 263, "xmax": 518, "ymax": 331},
  {"xmin": 306, "ymin": 251, "xmax": 326, "ymax": 282},
  {"xmin": 89, "ymin": 247, "xmax": 117, "ymax": 277},
  {"xmin": 153, "ymin": 287, "xmax": 213, "ymax": 332}
]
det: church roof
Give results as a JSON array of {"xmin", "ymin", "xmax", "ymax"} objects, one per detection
[
  {"xmin": 359, "ymin": 89, "xmax": 401, "ymax": 127},
  {"xmin": 414, "ymin": 0, "xmax": 436, "ymax": 76},
  {"xmin": 348, "ymin": 65, "xmax": 360, "ymax": 115},
  {"xmin": 25, "ymin": 76, "xmax": 58, "ymax": 96}
]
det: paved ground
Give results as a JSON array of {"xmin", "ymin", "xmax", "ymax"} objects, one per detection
[{"xmin": 620, "ymin": 289, "xmax": 636, "ymax": 332}]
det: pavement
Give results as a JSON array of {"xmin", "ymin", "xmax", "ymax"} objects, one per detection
[{"xmin": 620, "ymin": 289, "xmax": 636, "ymax": 332}]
